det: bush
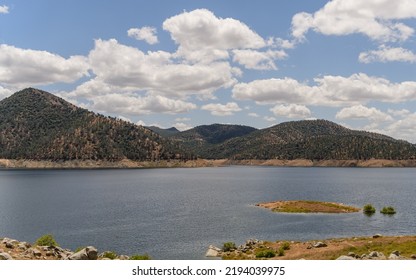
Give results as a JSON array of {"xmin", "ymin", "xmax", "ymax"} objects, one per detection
[
  {"xmin": 278, "ymin": 247, "xmax": 285, "ymax": 256},
  {"xmin": 380, "ymin": 206, "xmax": 396, "ymax": 215},
  {"xmin": 281, "ymin": 242, "xmax": 291, "ymax": 250},
  {"xmin": 223, "ymin": 242, "xmax": 237, "ymax": 252},
  {"xmin": 363, "ymin": 204, "xmax": 376, "ymax": 214},
  {"xmin": 102, "ymin": 251, "xmax": 118, "ymax": 260},
  {"xmin": 256, "ymin": 249, "xmax": 276, "ymax": 258},
  {"xmin": 130, "ymin": 254, "xmax": 151, "ymax": 260},
  {"xmin": 35, "ymin": 234, "xmax": 59, "ymax": 247}
]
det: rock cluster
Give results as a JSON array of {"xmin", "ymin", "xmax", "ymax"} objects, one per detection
[
  {"xmin": 337, "ymin": 250, "xmax": 413, "ymax": 260},
  {"xmin": 206, "ymin": 239, "xmax": 266, "ymax": 258},
  {"xmin": 0, "ymin": 237, "xmax": 135, "ymax": 260}
]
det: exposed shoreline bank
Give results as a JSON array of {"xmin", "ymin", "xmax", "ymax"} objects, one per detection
[{"xmin": 1, "ymin": 158, "xmax": 416, "ymax": 169}]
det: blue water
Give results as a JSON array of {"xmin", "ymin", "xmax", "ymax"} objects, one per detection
[{"xmin": 0, "ymin": 166, "xmax": 415, "ymax": 259}]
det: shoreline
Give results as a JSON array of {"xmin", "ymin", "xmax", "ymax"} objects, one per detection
[{"xmin": 1, "ymin": 158, "xmax": 416, "ymax": 169}]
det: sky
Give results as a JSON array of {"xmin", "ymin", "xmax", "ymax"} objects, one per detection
[{"xmin": 1, "ymin": 0, "xmax": 416, "ymax": 142}]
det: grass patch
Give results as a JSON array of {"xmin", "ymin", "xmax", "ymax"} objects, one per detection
[
  {"xmin": 102, "ymin": 251, "xmax": 118, "ymax": 260},
  {"xmin": 281, "ymin": 242, "xmax": 291, "ymax": 251},
  {"xmin": 269, "ymin": 201, "xmax": 359, "ymax": 213},
  {"xmin": 380, "ymin": 206, "xmax": 396, "ymax": 215},
  {"xmin": 256, "ymin": 249, "xmax": 276, "ymax": 258},
  {"xmin": 35, "ymin": 234, "xmax": 59, "ymax": 247},
  {"xmin": 130, "ymin": 254, "xmax": 151, "ymax": 260}
]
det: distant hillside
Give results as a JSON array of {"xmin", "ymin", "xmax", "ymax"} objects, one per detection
[
  {"xmin": 0, "ymin": 88, "xmax": 191, "ymax": 161},
  {"xmin": 170, "ymin": 124, "xmax": 258, "ymax": 157},
  {"xmin": 147, "ymin": 126, "xmax": 180, "ymax": 138},
  {"xmin": 194, "ymin": 120, "xmax": 416, "ymax": 160}
]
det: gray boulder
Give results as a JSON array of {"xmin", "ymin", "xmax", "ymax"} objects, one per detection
[
  {"xmin": 205, "ymin": 245, "xmax": 222, "ymax": 257},
  {"xmin": 313, "ymin": 242, "xmax": 328, "ymax": 248},
  {"xmin": 69, "ymin": 246, "xmax": 98, "ymax": 260},
  {"xmin": 0, "ymin": 252, "xmax": 13, "ymax": 260},
  {"xmin": 336, "ymin": 255, "xmax": 356, "ymax": 260}
]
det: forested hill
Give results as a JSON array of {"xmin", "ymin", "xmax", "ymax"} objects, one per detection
[
  {"xmin": 174, "ymin": 120, "xmax": 416, "ymax": 160},
  {"xmin": 0, "ymin": 88, "xmax": 190, "ymax": 161}
]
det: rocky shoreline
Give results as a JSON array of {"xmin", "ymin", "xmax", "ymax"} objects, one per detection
[
  {"xmin": 0, "ymin": 237, "xmax": 138, "ymax": 260},
  {"xmin": 206, "ymin": 235, "xmax": 416, "ymax": 260},
  {"xmin": 2, "ymin": 158, "xmax": 416, "ymax": 169}
]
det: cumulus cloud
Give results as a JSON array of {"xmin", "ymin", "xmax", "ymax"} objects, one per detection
[
  {"xmin": 201, "ymin": 102, "xmax": 242, "ymax": 116},
  {"xmin": 174, "ymin": 122, "xmax": 193, "ymax": 131},
  {"xmin": 0, "ymin": 5, "xmax": 8, "ymax": 14},
  {"xmin": 128, "ymin": 26, "xmax": 159, "ymax": 45},
  {"xmin": 291, "ymin": 0, "xmax": 416, "ymax": 42},
  {"xmin": 0, "ymin": 44, "xmax": 89, "ymax": 87},
  {"xmin": 264, "ymin": 116, "xmax": 276, "ymax": 122},
  {"xmin": 232, "ymin": 49, "xmax": 287, "ymax": 70},
  {"xmin": 248, "ymin": 112, "xmax": 260, "ymax": 118},
  {"xmin": 359, "ymin": 45, "xmax": 416, "ymax": 63},
  {"xmin": 162, "ymin": 9, "xmax": 266, "ymax": 62},
  {"xmin": 270, "ymin": 104, "xmax": 311, "ymax": 118},
  {"xmin": 233, "ymin": 73, "xmax": 416, "ymax": 106},
  {"xmin": 384, "ymin": 113, "xmax": 416, "ymax": 142},
  {"xmin": 336, "ymin": 105, "xmax": 393, "ymax": 122},
  {"xmin": 91, "ymin": 93, "xmax": 197, "ymax": 115},
  {"xmin": 85, "ymin": 39, "xmax": 239, "ymax": 99}
]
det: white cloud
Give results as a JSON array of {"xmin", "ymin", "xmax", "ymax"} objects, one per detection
[
  {"xmin": 0, "ymin": 44, "xmax": 89, "ymax": 86},
  {"xmin": 175, "ymin": 117, "xmax": 190, "ymax": 122},
  {"xmin": 359, "ymin": 45, "xmax": 416, "ymax": 63},
  {"xmin": 163, "ymin": 9, "xmax": 266, "ymax": 62},
  {"xmin": 291, "ymin": 0, "xmax": 416, "ymax": 42},
  {"xmin": 387, "ymin": 108, "xmax": 411, "ymax": 117},
  {"xmin": 136, "ymin": 120, "xmax": 146, "ymax": 126},
  {"xmin": 128, "ymin": 26, "xmax": 159, "ymax": 45},
  {"xmin": 91, "ymin": 93, "xmax": 197, "ymax": 115},
  {"xmin": 232, "ymin": 49, "xmax": 287, "ymax": 70},
  {"xmin": 0, "ymin": 5, "xmax": 8, "ymax": 14},
  {"xmin": 201, "ymin": 102, "xmax": 242, "ymax": 116},
  {"xmin": 264, "ymin": 116, "xmax": 276, "ymax": 122},
  {"xmin": 86, "ymin": 39, "xmax": 239, "ymax": 100},
  {"xmin": 336, "ymin": 105, "xmax": 393, "ymax": 122},
  {"xmin": 118, "ymin": 115, "xmax": 133, "ymax": 123},
  {"xmin": 248, "ymin": 112, "xmax": 260, "ymax": 118},
  {"xmin": 384, "ymin": 113, "xmax": 416, "ymax": 142},
  {"xmin": 233, "ymin": 73, "xmax": 416, "ymax": 106},
  {"xmin": 270, "ymin": 104, "xmax": 311, "ymax": 118},
  {"xmin": 174, "ymin": 122, "xmax": 193, "ymax": 131}
]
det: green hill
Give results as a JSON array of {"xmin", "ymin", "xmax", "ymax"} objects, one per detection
[
  {"xmin": 0, "ymin": 88, "xmax": 190, "ymax": 161},
  {"xmin": 170, "ymin": 124, "xmax": 258, "ymax": 157},
  {"xmin": 194, "ymin": 120, "xmax": 416, "ymax": 160}
]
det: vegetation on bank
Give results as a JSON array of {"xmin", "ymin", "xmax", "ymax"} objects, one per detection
[
  {"xmin": 363, "ymin": 204, "xmax": 376, "ymax": 215},
  {"xmin": 380, "ymin": 206, "xmax": 396, "ymax": 215},
  {"xmin": 35, "ymin": 234, "xmax": 59, "ymax": 247},
  {"xmin": 256, "ymin": 200, "xmax": 360, "ymax": 214}
]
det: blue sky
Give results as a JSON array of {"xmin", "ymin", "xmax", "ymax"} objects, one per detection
[{"xmin": 1, "ymin": 0, "xmax": 416, "ymax": 142}]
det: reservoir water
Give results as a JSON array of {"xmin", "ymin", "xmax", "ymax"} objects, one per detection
[{"xmin": 0, "ymin": 166, "xmax": 415, "ymax": 259}]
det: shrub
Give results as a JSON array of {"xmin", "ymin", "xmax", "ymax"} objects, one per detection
[
  {"xmin": 363, "ymin": 204, "xmax": 376, "ymax": 214},
  {"xmin": 281, "ymin": 242, "xmax": 291, "ymax": 250},
  {"xmin": 130, "ymin": 254, "xmax": 151, "ymax": 260},
  {"xmin": 35, "ymin": 234, "xmax": 59, "ymax": 247},
  {"xmin": 380, "ymin": 206, "xmax": 396, "ymax": 215},
  {"xmin": 278, "ymin": 247, "xmax": 285, "ymax": 256},
  {"xmin": 102, "ymin": 251, "xmax": 118, "ymax": 260},
  {"xmin": 256, "ymin": 249, "xmax": 276, "ymax": 258},
  {"xmin": 223, "ymin": 242, "xmax": 237, "ymax": 252}
]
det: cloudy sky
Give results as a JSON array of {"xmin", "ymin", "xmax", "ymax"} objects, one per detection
[{"xmin": 1, "ymin": 0, "xmax": 416, "ymax": 142}]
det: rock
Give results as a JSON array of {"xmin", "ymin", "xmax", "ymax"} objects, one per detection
[
  {"xmin": 336, "ymin": 255, "xmax": 356, "ymax": 260},
  {"xmin": 347, "ymin": 252, "xmax": 357, "ymax": 258},
  {"xmin": 388, "ymin": 253, "xmax": 401, "ymax": 260},
  {"xmin": 373, "ymin": 234, "xmax": 383, "ymax": 239},
  {"xmin": 0, "ymin": 252, "xmax": 13, "ymax": 260},
  {"xmin": 391, "ymin": 250, "xmax": 400, "ymax": 256},
  {"xmin": 69, "ymin": 246, "xmax": 98, "ymax": 260},
  {"xmin": 17, "ymin": 242, "xmax": 31, "ymax": 251},
  {"xmin": 410, "ymin": 254, "xmax": 416, "ymax": 260},
  {"xmin": 118, "ymin": 255, "xmax": 130, "ymax": 260},
  {"xmin": 313, "ymin": 242, "xmax": 328, "ymax": 248},
  {"xmin": 368, "ymin": 251, "xmax": 386, "ymax": 260},
  {"xmin": 205, "ymin": 245, "xmax": 222, "ymax": 257}
]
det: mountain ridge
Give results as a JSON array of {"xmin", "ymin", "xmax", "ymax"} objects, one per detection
[{"xmin": 1, "ymin": 88, "xmax": 415, "ymax": 163}]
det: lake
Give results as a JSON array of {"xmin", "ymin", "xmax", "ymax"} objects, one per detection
[{"xmin": 0, "ymin": 166, "xmax": 415, "ymax": 259}]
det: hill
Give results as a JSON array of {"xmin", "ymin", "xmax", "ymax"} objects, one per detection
[
  {"xmin": 147, "ymin": 126, "xmax": 180, "ymax": 137},
  {"xmin": 194, "ymin": 120, "xmax": 416, "ymax": 160},
  {"xmin": 0, "ymin": 88, "xmax": 191, "ymax": 161},
  {"xmin": 170, "ymin": 124, "xmax": 258, "ymax": 157}
]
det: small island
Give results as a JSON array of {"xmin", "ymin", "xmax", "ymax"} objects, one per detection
[{"xmin": 256, "ymin": 200, "xmax": 360, "ymax": 213}]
